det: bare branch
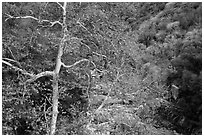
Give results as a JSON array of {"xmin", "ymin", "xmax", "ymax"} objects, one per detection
[
  {"xmin": 95, "ymin": 95, "xmax": 109, "ymax": 114},
  {"xmin": 25, "ymin": 71, "xmax": 54, "ymax": 84},
  {"xmin": 80, "ymin": 41, "xmax": 107, "ymax": 60},
  {"xmin": 16, "ymin": 16, "xmax": 39, "ymax": 21},
  {"xmin": 92, "ymin": 51, "xmax": 107, "ymax": 58},
  {"xmin": 2, "ymin": 60, "xmax": 34, "ymax": 77},
  {"xmin": 4, "ymin": 13, "xmax": 13, "ymax": 18},
  {"xmin": 50, "ymin": 21, "xmax": 63, "ymax": 27},
  {"xmin": 56, "ymin": 2, "xmax": 64, "ymax": 10},
  {"xmin": 2, "ymin": 58, "xmax": 20, "ymax": 65},
  {"xmin": 40, "ymin": 19, "xmax": 51, "ymax": 23},
  {"xmin": 90, "ymin": 60, "xmax": 96, "ymax": 68},
  {"xmin": 44, "ymin": 2, "xmax": 49, "ymax": 10},
  {"xmin": 4, "ymin": 13, "xmax": 14, "ymax": 21},
  {"xmin": 94, "ymin": 68, "xmax": 121, "ymax": 114},
  {"xmin": 61, "ymin": 58, "xmax": 89, "ymax": 69},
  {"xmin": 38, "ymin": 19, "xmax": 63, "ymax": 28},
  {"xmin": 5, "ymin": 14, "xmax": 39, "ymax": 22},
  {"xmin": 89, "ymin": 61, "xmax": 108, "ymax": 75},
  {"xmin": 6, "ymin": 46, "xmax": 18, "ymax": 61},
  {"xmin": 70, "ymin": 37, "xmax": 83, "ymax": 41},
  {"xmin": 80, "ymin": 42, "xmax": 91, "ymax": 51},
  {"xmin": 76, "ymin": 19, "xmax": 88, "ymax": 31}
]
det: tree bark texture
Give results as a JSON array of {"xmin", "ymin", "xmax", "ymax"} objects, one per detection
[{"xmin": 50, "ymin": 73, "xmax": 59, "ymax": 135}]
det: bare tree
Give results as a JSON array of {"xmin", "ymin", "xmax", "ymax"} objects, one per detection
[{"xmin": 2, "ymin": 2, "xmax": 107, "ymax": 134}]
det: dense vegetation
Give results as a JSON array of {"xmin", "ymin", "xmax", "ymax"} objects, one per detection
[{"xmin": 2, "ymin": 2, "xmax": 202, "ymax": 135}]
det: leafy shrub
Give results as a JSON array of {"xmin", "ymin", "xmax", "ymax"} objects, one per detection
[{"xmin": 158, "ymin": 54, "xmax": 202, "ymax": 134}]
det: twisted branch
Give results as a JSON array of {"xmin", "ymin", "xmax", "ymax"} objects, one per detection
[{"xmin": 61, "ymin": 58, "xmax": 89, "ymax": 69}]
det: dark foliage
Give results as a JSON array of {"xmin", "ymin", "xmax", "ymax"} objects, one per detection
[
  {"xmin": 2, "ymin": 69, "xmax": 19, "ymax": 82},
  {"xmin": 29, "ymin": 76, "xmax": 53, "ymax": 108},
  {"xmin": 159, "ymin": 54, "xmax": 202, "ymax": 134},
  {"xmin": 138, "ymin": 30, "xmax": 156, "ymax": 47},
  {"xmin": 12, "ymin": 116, "xmax": 33, "ymax": 135},
  {"xmin": 58, "ymin": 86, "xmax": 88, "ymax": 118}
]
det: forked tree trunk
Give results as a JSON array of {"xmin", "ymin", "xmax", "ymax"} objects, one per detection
[
  {"xmin": 50, "ymin": 2, "xmax": 67, "ymax": 134},
  {"xmin": 50, "ymin": 44, "xmax": 64, "ymax": 134}
]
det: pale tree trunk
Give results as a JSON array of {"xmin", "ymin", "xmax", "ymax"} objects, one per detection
[
  {"xmin": 50, "ymin": 2, "xmax": 67, "ymax": 135},
  {"xmin": 50, "ymin": 37, "xmax": 64, "ymax": 134},
  {"xmin": 50, "ymin": 45, "xmax": 63, "ymax": 134},
  {"xmin": 50, "ymin": 73, "xmax": 59, "ymax": 135}
]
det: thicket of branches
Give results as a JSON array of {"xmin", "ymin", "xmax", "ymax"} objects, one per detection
[{"xmin": 2, "ymin": 2, "xmax": 202, "ymax": 135}]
